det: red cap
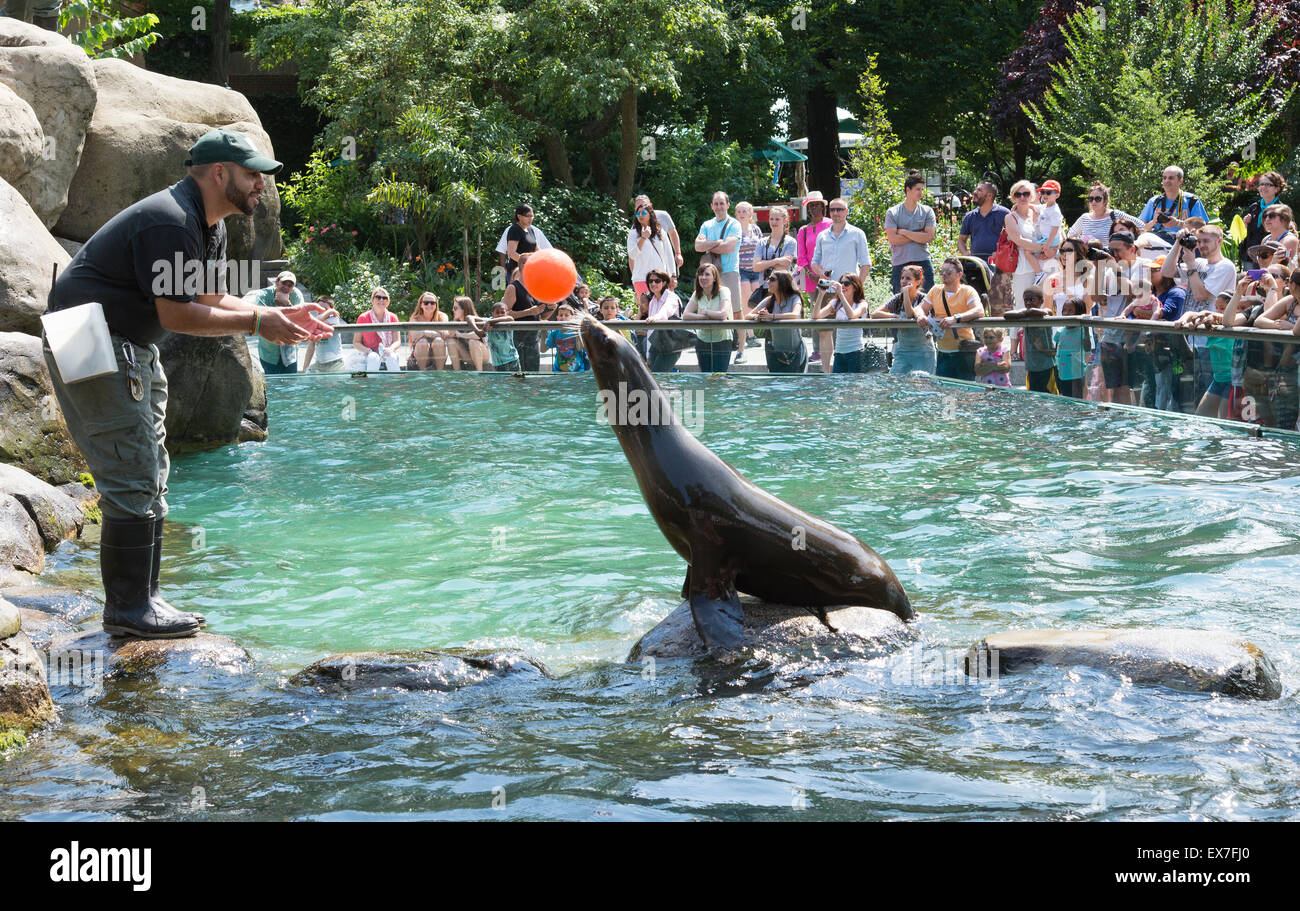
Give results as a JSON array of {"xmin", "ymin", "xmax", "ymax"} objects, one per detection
[{"xmin": 1040, "ymin": 179, "xmax": 1062, "ymax": 193}]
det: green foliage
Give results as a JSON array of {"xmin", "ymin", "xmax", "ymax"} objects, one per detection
[
  {"xmin": 1068, "ymin": 68, "xmax": 1224, "ymax": 218},
  {"xmin": 0, "ymin": 728, "xmax": 27, "ymax": 754},
  {"xmin": 327, "ymin": 254, "xmax": 421, "ymax": 322},
  {"xmin": 534, "ymin": 185, "xmax": 627, "ymax": 283},
  {"xmin": 77, "ymin": 472, "xmax": 95, "ymax": 488},
  {"xmin": 845, "ymin": 56, "xmax": 906, "ymax": 247},
  {"xmin": 59, "ymin": 0, "xmax": 160, "ymax": 59},
  {"xmin": 1030, "ymin": 0, "xmax": 1289, "ymax": 168},
  {"xmin": 637, "ymin": 121, "xmax": 750, "ymax": 229}
]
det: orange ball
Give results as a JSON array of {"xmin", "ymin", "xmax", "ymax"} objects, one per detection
[{"xmin": 520, "ymin": 249, "xmax": 578, "ymax": 304}]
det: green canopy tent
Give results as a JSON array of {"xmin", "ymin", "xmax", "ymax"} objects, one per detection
[{"xmin": 752, "ymin": 139, "xmax": 808, "ymax": 186}]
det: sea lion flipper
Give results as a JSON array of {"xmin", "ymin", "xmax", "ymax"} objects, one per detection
[
  {"xmin": 688, "ymin": 592, "xmax": 745, "ymax": 657},
  {"xmin": 680, "ymin": 567, "xmax": 691, "ymax": 601}
]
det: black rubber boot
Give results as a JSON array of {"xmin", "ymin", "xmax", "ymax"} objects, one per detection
[
  {"xmin": 101, "ymin": 516, "xmax": 200, "ymax": 639},
  {"xmin": 151, "ymin": 516, "xmax": 206, "ymax": 628}
]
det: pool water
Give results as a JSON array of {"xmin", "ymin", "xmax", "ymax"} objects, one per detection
[{"xmin": 2, "ymin": 373, "xmax": 1298, "ymax": 820}]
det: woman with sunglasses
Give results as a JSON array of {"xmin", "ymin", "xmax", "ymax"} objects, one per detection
[
  {"xmin": 643, "ymin": 269, "xmax": 685, "ymax": 372},
  {"xmin": 627, "ymin": 205, "xmax": 673, "ymax": 299},
  {"xmin": 349, "ymin": 286, "xmax": 402, "ymax": 371},
  {"xmin": 406, "ymin": 292, "xmax": 449, "ymax": 370},
  {"xmin": 682, "ymin": 263, "xmax": 734, "ymax": 373},
  {"xmin": 926, "ymin": 257, "xmax": 984, "ymax": 380},
  {"xmin": 1067, "ymin": 183, "xmax": 1138, "ymax": 246},
  {"xmin": 1260, "ymin": 205, "xmax": 1297, "ymax": 266},
  {"xmin": 1004, "ymin": 180, "xmax": 1047, "ymax": 311},
  {"xmin": 813, "ymin": 274, "xmax": 871, "ymax": 373},
  {"xmin": 751, "ymin": 270, "xmax": 808, "ymax": 374},
  {"xmin": 1241, "ymin": 172, "xmax": 1288, "ymax": 267}
]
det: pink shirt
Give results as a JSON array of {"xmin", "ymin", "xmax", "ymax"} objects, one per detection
[
  {"xmin": 797, "ymin": 218, "xmax": 832, "ymax": 292},
  {"xmin": 357, "ymin": 308, "xmax": 399, "ymax": 352}
]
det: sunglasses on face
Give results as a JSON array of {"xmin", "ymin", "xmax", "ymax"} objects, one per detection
[
  {"xmin": 1014, "ymin": 191, "xmax": 1032, "ymax": 198},
  {"xmin": 1088, "ymin": 196, "xmax": 1106, "ymax": 202},
  {"xmin": 829, "ymin": 207, "xmax": 847, "ymax": 213},
  {"xmin": 373, "ymin": 295, "xmax": 389, "ymax": 301},
  {"xmin": 1039, "ymin": 190, "xmax": 1057, "ymax": 196},
  {"xmin": 1258, "ymin": 182, "xmax": 1275, "ymax": 189},
  {"xmin": 635, "ymin": 210, "xmax": 648, "ymax": 216},
  {"xmin": 647, "ymin": 278, "xmax": 665, "ymax": 284}
]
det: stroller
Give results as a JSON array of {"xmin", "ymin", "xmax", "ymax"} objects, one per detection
[{"xmin": 956, "ymin": 255, "xmax": 994, "ymax": 313}]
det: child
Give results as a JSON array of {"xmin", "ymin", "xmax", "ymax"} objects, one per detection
[
  {"xmin": 1027, "ymin": 179, "xmax": 1064, "ymax": 279},
  {"xmin": 542, "ymin": 301, "xmax": 590, "ymax": 372},
  {"xmin": 974, "ymin": 327, "xmax": 1012, "ymax": 386},
  {"xmin": 598, "ymin": 296, "xmax": 634, "ymax": 342},
  {"xmin": 1020, "ymin": 286, "xmax": 1057, "ymax": 391},
  {"xmin": 472, "ymin": 301, "xmax": 521, "ymax": 372},
  {"xmin": 1054, "ymin": 296, "xmax": 1089, "ymax": 398},
  {"xmin": 574, "ymin": 283, "xmax": 595, "ymax": 314}
]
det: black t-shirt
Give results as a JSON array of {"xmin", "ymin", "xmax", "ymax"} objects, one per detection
[
  {"xmin": 505, "ymin": 223, "xmax": 537, "ymax": 277},
  {"xmin": 48, "ymin": 176, "xmax": 226, "ymax": 346},
  {"xmin": 509, "ymin": 279, "xmax": 538, "ymax": 329}
]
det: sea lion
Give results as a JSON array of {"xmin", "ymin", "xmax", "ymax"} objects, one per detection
[{"xmin": 579, "ymin": 315, "xmax": 912, "ymax": 658}]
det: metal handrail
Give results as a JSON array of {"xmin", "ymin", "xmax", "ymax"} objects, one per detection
[{"xmin": 333, "ymin": 317, "xmax": 1300, "ymax": 344}]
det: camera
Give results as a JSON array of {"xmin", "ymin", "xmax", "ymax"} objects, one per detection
[
  {"xmin": 1178, "ymin": 234, "xmax": 1198, "ymax": 249},
  {"xmin": 1084, "ymin": 246, "xmax": 1113, "ymax": 261},
  {"xmin": 1156, "ymin": 212, "xmax": 1174, "ymax": 224},
  {"xmin": 817, "ymin": 279, "xmax": 835, "ymax": 290}
]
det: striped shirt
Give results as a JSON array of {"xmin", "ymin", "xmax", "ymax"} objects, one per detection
[{"xmin": 1068, "ymin": 209, "xmax": 1138, "ymax": 244}]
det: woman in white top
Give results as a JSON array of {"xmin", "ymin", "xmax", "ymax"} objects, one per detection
[
  {"xmin": 644, "ymin": 268, "xmax": 684, "ymax": 372},
  {"xmin": 627, "ymin": 205, "xmax": 674, "ymax": 298}
]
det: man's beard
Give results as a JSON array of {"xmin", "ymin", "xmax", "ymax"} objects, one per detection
[{"xmin": 225, "ymin": 174, "xmax": 258, "ymax": 216}]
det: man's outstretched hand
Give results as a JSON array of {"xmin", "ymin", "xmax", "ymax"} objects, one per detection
[{"xmin": 260, "ymin": 302, "xmax": 335, "ymax": 343}]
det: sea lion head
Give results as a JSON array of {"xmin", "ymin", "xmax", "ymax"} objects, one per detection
[{"xmin": 579, "ymin": 314, "xmax": 658, "ymax": 397}]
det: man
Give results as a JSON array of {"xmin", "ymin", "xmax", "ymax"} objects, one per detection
[
  {"xmin": 884, "ymin": 172, "xmax": 936, "ymax": 293},
  {"xmin": 958, "ymin": 181, "xmax": 1010, "ymax": 262},
  {"xmin": 42, "ymin": 128, "xmax": 330, "ymax": 639},
  {"xmin": 1089, "ymin": 232, "xmax": 1151, "ymax": 406},
  {"xmin": 1140, "ymin": 166, "xmax": 1209, "ymax": 244},
  {"xmin": 694, "ymin": 191, "xmax": 743, "ymax": 349},
  {"xmin": 810, "ymin": 197, "xmax": 872, "ymax": 287},
  {"xmin": 634, "ymin": 193, "xmax": 684, "ymax": 286},
  {"xmin": 255, "ymin": 270, "xmax": 305, "ymax": 374},
  {"xmin": 1161, "ymin": 223, "xmax": 1235, "ymax": 401}
]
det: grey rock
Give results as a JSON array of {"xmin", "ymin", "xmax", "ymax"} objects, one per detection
[
  {"xmin": 55, "ymin": 480, "xmax": 100, "ymax": 514},
  {"xmin": 1, "ymin": 584, "xmax": 101, "ymax": 623},
  {"xmin": 53, "ymin": 58, "xmax": 280, "ymax": 263},
  {"xmin": 0, "ymin": 81, "xmax": 41, "ymax": 187},
  {"xmin": 0, "ymin": 177, "xmax": 69, "ymax": 334},
  {"xmin": 0, "ymin": 628, "xmax": 54, "ymax": 732},
  {"xmin": 0, "ymin": 331, "xmax": 88, "ymax": 484},
  {"xmin": 51, "ymin": 629, "xmax": 251, "ymax": 679},
  {"xmin": 158, "ymin": 334, "xmax": 265, "ymax": 450},
  {"xmin": 53, "ymin": 236, "xmax": 81, "ymax": 258},
  {"xmin": 965, "ymin": 629, "xmax": 1283, "ymax": 700},
  {"xmin": 16, "ymin": 606, "xmax": 76, "ymax": 652},
  {"xmin": 0, "ymin": 493, "xmax": 42, "ymax": 576},
  {"xmin": 294, "ymin": 649, "xmax": 553, "ymax": 692},
  {"xmin": 0, "ymin": 19, "xmax": 97, "ymax": 228},
  {"xmin": 0, "ymin": 596, "xmax": 18, "ymax": 639},
  {"xmin": 0, "ymin": 462, "xmax": 84, "ymax": 549},
  {"xmin": 628, "ymin": 598, "xmax": 916, "ymax": 662}
]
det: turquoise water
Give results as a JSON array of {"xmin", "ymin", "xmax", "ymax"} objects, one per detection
[{"xmin": 3, "ymin": 372, "xmax": 1299, "ymax": 820}]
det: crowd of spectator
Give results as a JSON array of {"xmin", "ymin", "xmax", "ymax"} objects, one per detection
[{"xmin": 258, "ymin": 166, "xmax": 1299, "ymax": 430}]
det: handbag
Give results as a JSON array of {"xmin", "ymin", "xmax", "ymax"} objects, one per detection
[
  {"xmin": 992, "ymin": 214, "xmax": 1020, "ymax": 274},
  {"xmin": 648, "ymin": 299, "xmax": 695, "ymax": 354},
  {"xmin": 698, "ymin": 216, "xmax": 735, "ymax": 271}
]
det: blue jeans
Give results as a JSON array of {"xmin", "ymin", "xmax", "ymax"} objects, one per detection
[
  {"xmin": 695, "ymin": 339, "xmax": 732, "ymax": 373},
  {"xmin": 891, "ymin": 347, "xmax": 936, "ymax": 375},
  {"xmin": 936, "ymin": 350, "xmax": 975, "ymax": 381},
  {"xmin": 260, "ymin": 358, "xmax": 297, "ymax": 375},
  {"xmin": 891, "ymin": 260, "xmax": 935, "ymax": 294},
  {"xmin": 833, "ymin": 349, "xmax": 863, "ymax": 373}
]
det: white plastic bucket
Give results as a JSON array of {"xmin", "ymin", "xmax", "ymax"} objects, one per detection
[{"xmin": 41, "ymin": 302, "xmax": 117, "ymax": 384}]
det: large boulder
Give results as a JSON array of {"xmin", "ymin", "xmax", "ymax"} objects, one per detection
[
  {"xmin": 294, "ymin": 649, "xmax": 553, "ymax": 692},
  {"xmin": 0, "ymin": 597, "xmax": 55, "ymax": 733},
  {"xmin": 0, "ymin": 81, "xmax": 41, "ymax": 187},
  {"xmin": 0, "ymin": 177, "xmax": 70, "ymax": 334},
  {"xmin": 964, "ymin": 629, "xmax": 1283, "ymax": 700},
  {"xmin": 0, "ymin": 331, "xmax": 88, "ymax": 484},
  {"xmin": 54, "ymin": 58, "xmax": 282, "ymax": 264},
  {"xmin": 0, "ymin": 19, "xmax": 97, "ymax": 228},
  {"xmin": 628, "ymin": 598, "xmax": 916, "ymax": 662},
  {"xmin": 158, "ymin": 334, "xmax": 265, "ymax": 450},
  {"xmin": 0, "ymin": 462, "xmax": 84, "ymax": 549},
  {"xmin": 0, "ymin": 493, "xmax": 43, "ymax": 577},
  {"xmin": 51, "ymin": 628, "xmax": 250, "ymax": 680}
]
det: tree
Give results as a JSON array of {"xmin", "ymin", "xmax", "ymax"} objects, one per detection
[
  {"xmin": 1069, "ymin": 68, "xmax": 1223, "ymax": 217},
  {"xmin": 846, "ymin": 55, "xmax": 906, "ymax": 245},
  {"xmin": 1029, "ymin": 0, "xmax": 1289, "ymax": 168},
  {"xmin": 367, "ymin": 102, "xmax": 539, "ymax": 299},
  {"xmin": 58, "ymin": 0, "xmax": 160, "ymax": 59}
]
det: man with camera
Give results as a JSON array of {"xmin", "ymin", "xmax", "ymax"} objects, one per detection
[
  {"xmin": 1088, "ymin": 232, "xmax": 1152, "ymax": 406},
  {"xmin": 1160, "ymin": 223, "xmax": 1235, "ymax": 400},
  {"xmin": 1140, "ymin": 166, "xmax": 1209, "ymax": 245}
]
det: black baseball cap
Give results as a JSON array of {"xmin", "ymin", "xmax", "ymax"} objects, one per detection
[{"xmin": 186, "ymin": 128, "xmax": 282, "ymax": 174}]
